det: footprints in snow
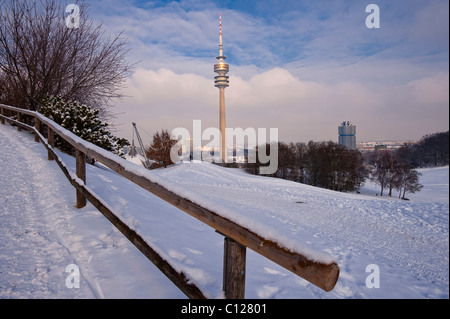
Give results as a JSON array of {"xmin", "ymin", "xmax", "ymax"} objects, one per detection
[{"xmin": 168, "ymin": 247, "xmax": 204, "ymax": 265}]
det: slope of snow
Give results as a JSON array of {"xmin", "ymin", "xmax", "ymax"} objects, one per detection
[
  {"xmin": 0, "ymin": 122, "xmax": 448, "ymax": 298},
  {"xmin": 124, "ymin": 153, "xmax": 146, "ymax": 167},
  {"xmin": 150, "ymin": 162, "xmax": 449, "ymax": 298}
]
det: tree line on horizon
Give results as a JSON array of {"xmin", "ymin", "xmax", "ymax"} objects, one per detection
[
  {"xmin": 395, "ymin": 131, "xmax": 449, "ymax": 168},
  {"xmin": 364, "ymin": 149, "xmax": 423, "ymax": 198},
  {"xmin": 244, "ymin": 131, "xmax": 448, "ymax": 198},
  {"xmin": 144, "ymin": 129, "xmax": 448, "ymax": 199},
  {"xmin": 244, "ymin": 141, "xmax": 369, "ymax": 193}
]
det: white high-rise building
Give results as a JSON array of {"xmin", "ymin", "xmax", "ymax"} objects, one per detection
[{"xmin": 338, "ymin": 121, "xmax": 356, "ymax": 150}]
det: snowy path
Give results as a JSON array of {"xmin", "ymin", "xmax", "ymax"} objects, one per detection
[
  {"xmin": 0, "ymin": 125, "xmax": 94, "ymax": 298},
  {"xmin": 0, "ymin": 123, "xmax": 184, "ymax": 298}
]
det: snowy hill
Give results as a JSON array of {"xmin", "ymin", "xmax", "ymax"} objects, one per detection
[
  {"xmin": 0, "ymin": 122, "xmax": 448, "ymax": 298},
  {"xmin": 150, "ymin": 161, "xmax": 449, "ymax": 298}
]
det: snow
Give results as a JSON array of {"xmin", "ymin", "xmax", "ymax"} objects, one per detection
[
  {"xmin": 124, "ymin": 153, "xmax": 146, "ymax": 167},
  {"xmin": 0, "ymin": 122, "xmax": 448, "ymax": 299}
]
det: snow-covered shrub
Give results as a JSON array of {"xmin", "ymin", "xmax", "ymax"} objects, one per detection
[{"xmin": 39, "ymin": 95, "xmax": 129, "ymax": 157}]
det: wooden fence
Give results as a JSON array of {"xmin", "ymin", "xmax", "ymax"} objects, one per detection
[{"xmin": 0, "ymin": 103, "xmax": 339, "ymax": 299}]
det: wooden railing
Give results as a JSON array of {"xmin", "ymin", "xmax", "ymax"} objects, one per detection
[{"xmin": 0, "ymin": 103, "xmax": 339, "ymax": 299}]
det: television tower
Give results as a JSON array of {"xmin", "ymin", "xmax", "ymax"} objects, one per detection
[{"xmin": 214, "ymin": 13, "xmax": 229, "ymax": 162}]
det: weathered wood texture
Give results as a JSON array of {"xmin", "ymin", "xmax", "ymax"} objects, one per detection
[
  {"xmin": 223, "ymin": 236, "xmax": 246, "ymax": 299},
  {"xmin": 75, "ymin": 149, "xmax": 86, "ymax": 208},
  {"xmin": 17, "ymin": 112, "xmax": 22, "ymax": 131},
  {"xmin": 34, "ymin": 116, "xmax": 40, "ymax": 143},
  {"xmin": 47, "ymin": 127, "xmax": 54, "ymax": 160}
]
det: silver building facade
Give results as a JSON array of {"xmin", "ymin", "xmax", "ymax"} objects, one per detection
[{"xmin": 338, "ymin": 121, "xmax": 356, "ymax": 150}]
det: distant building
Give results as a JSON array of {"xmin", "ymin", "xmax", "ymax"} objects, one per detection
[
  {"xmin": 374, "ymin": 144, "xmax": 388, "ymax": 151},
  {"xmin": 338, "ymin": 121, "xmax": 356, "ymax": 150}
]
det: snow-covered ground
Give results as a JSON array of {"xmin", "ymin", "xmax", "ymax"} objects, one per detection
[{"xmin": 0, "ymin": 122, "xmax": 448, "ymax": 299}]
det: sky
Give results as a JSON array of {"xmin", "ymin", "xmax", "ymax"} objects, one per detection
[{"xmin": 81, "ymin": 0, "xmax": 448, "ymax": 145}]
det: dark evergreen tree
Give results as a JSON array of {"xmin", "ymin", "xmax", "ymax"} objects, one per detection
[{"xmin": 39, "ymin": 95, "xmax": 129, "ymax": 156}]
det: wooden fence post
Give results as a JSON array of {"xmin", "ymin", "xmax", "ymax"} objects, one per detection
[
  {"xmin": 76, "ymin": 149, "xmax": 86, "ymax": 208},
  {"xmin": 0, "ymin": 107, "xmax": 4, "ymax": 124},
  {"xmin": 223, "ymin": 236, "xmax": 246, "ymax": 299},
  {"xmin": 34, "ymin": 116, "xmax": 40, "ymax": 142},
  {"xmin": 17, "ymin": 112, "xmax": 22, "ymax": 131},
  {"xmin": 47, "ymin": 126, "xmax": 54, "ymax": 160}
]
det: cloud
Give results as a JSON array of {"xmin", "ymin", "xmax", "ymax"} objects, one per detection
[
  {"xmin": 113, "ymin": 66, "xmax": 449, "ymax": 144},
  {"xmin": 115, "ymin": 68, "xmax": 216, "ymax": 135}
]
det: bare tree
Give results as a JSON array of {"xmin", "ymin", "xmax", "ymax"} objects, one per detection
[
  {"xmin": 146, "ymin": 129, "xmax": 178, "ymax": 168},
  {"xmin": 0, "ymin": 0, "xmax": 133, "ymax": 117},
  {"xmin": 396, "ymin": 163, "xmax": 423, "ymax": 200},
  {"xmin": 369, "ymin": 150, "xmax": 424, "ymax": 198},
  {"xmin": 370, "ymin": 151, "xmax": 391, "ymax": 196}
]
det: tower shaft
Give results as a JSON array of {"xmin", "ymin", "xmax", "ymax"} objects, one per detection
[{"xmin": 219, "ymin": 88, "xmax": 226, "ymax": 161}]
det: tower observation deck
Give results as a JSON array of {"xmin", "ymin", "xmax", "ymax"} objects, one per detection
[{"xmin": 214, "ymin": 13, "xmax": 229, "ymax": 89}]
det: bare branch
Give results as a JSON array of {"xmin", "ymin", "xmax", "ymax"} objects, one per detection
[{"xmin": 0, "ymin": 0, "xmax": 134, "ymax": 117}]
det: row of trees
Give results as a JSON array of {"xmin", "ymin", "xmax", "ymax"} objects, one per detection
[
  {"xmin": 365, "ymin": 150, "xmax": 423, "ymax": 199},
  {"xmin": 247, "ymin": 140, "xmax": 425, "ymax": 199},
  {"xmin": 363, "ymin": 131, "xmax": 448, "ymax": 198},
  {"xmin": 143, "ymin": 135, "xmax": 369, "ymax": 194},
  {"xmin": 245, "ymin": 141, "xmax": 369, "ymax": 192},
  {"xmin": 395, "ymin": 131, "xmax": 449, "ymax": 168}
]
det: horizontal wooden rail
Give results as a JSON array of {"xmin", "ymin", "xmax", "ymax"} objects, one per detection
[{"xmin": 1, "ymin": 103, "xmax": 340, "ymax": 297}]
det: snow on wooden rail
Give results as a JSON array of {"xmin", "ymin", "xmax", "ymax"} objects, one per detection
[{"xmin": 1, "ymin": 103, "xmax": 340, "ymax": 298}]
